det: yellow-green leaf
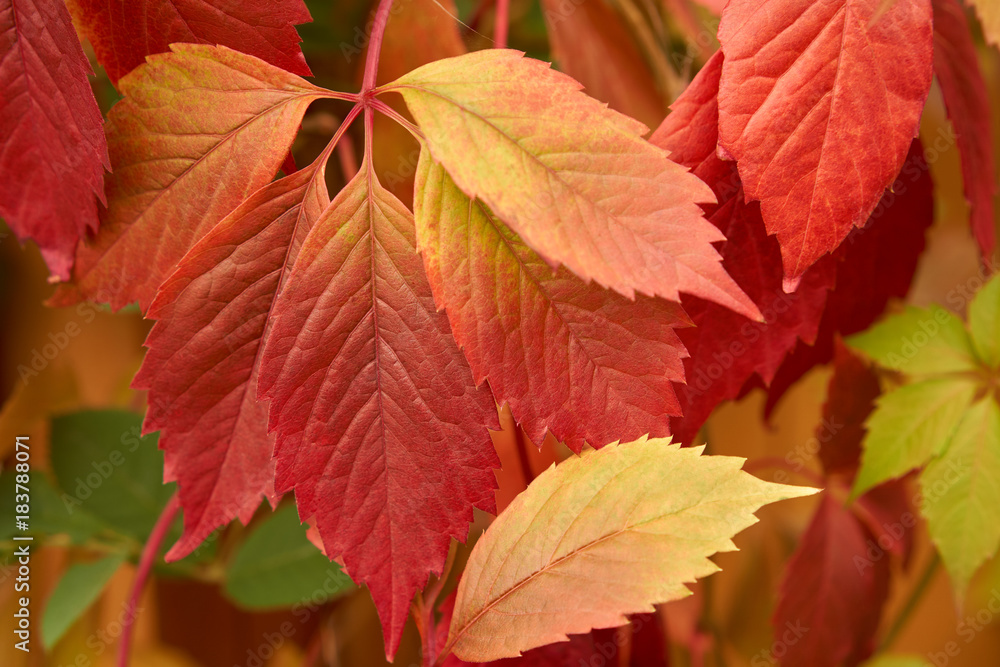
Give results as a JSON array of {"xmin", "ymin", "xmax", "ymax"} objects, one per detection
[
  {"xmin": 847, "ymin": 305, "xmax": 978, "ymax": 376},
  {"xmin": 444, "ymin": 437, "xmax": 817, "ymax": 661},
  {"xmin": 921, "ymin": 397, "xmax": 1000, "ymax": 595},
  {"xmin": 388, "ymin": 50, "xmax": 760, "ymax": 319},
  {"xmin": 968, "ymin": 274, "xmax": 1000, "ymax": 369},
  {"xmin": 853, "ymin": 378, "xmax": 978, "ymax": 497}
]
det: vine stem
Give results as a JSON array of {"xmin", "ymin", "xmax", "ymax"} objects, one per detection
[
  {"xmin": 362, "ymin": 0, "xmax": 396, "ymax": 94},
  {"xmin": 877, "ymin": 552, "xmax": 940, "ymax": 653},
  {"xmin": 494, "ymin": 0, "xmax": 510, "ymax": 48},
  {"xmin": 117, "ymin": 492, "xmax": 181, "ymax": 667}
]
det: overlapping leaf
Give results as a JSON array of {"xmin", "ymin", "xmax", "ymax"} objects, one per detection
[
  {"xmin": 258, "ymin": 158, "xmax": 500, "ymax": 658},
  {"xmin": 51, "ymin": 45, "xmax": 331, "ymax": 312},
  {"xmin": 0, "ymin": 0, "xmax": 109, "ymax": 279},
  {"xmin": 849, "ymin": 274, "xmax": 1000, "ymax": 594},
  {"xmin": 444, "ymin": 437, "xmax": 816, "ymax": 661},
  {"xmin": 717, "ymin": 0, "xmax": 933, "ymax": 283},
  {"xmin": 387, "ymin": 50, "xmax": 760, "ymax": 318},
  {"xmin": 414, "ymin": 153, "xmax": 689, "ymax": 452},
  {"xmin": 651, "ymin": 52, "xmax": 931, "ymax": 442},
  {"xmin": 932, "ymin": 0, "xmax": 996, "ymax": 258},
  {"xmin": 66, "ymin": 0, "xmax": 312, "ymax": 84},
  {"xmin": 133, "ymin": 164, "xmax": 328, "ymax": 560},
  {"xmin": 773, "ymin": 493, "xmax": 889, "ymax": 667}
]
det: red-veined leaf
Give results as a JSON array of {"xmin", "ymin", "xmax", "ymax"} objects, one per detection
[
  {"xmin": 50, "ymin": 45, "xmax": 331, "ymax": 311},
  {"xmin": 66, "ymin": 0, "xmax": 312, "ymax": 84},
  {"xmin": 717, "ymin": 0, "xmax": 933, "ymax": 284},
  {"xmin": 0, "ymin": 0, "xmax": 108, "ymax": 279},
  {"xmin": 258, "ymin": 158, "xmax": 500, "ymax": 659},
  {"xmin": 414, "ymin": 152, "xmax": 689, "ymax": 453},
  {"xmin": 932, "ymin": 0, "xmax": 996, "ymax": 258},
  {"xmin": 387, "ymin": 50, "xmax": 760, "ymax": 319},
  {"xmin": 132, "ymin": 164, "xmax": 328, "ymax": 560}
]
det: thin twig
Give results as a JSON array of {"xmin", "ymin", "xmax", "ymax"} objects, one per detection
[{"xmin": 117, "ymin": 493, "xmax": 180, "ymax": 667}]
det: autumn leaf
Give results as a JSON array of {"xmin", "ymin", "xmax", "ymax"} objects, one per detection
[
  {"xmin": 51, "ymin": 45, "xmax": 335, "ymax": 312},
  {"xmin": 932, "ymin": 0, "xmax": 996, "ymax": 259},
  {"xmin": 816, "ymin": 341, "xmax": 882, "ymax": 477},
  {"xmin": 258, "ymin": 156, "xmax": 500, "ymax": 658},
  {"xmin": 651, "ymin": 52, "xmax": 930, "ymax": 442},
  {"xmin": 385, "ymin": 50, "xmax": 760, "ymax": 319},
  {"xmin": 66, "ymin": 0, "xmax": 312, "ymax": 84},
  {"xmin": 540, "ymin": 0, "xmax": 665, "ymax": 128},
  {"xmin": 443, "ymin": 437, "xmax": 816, "ymax": 661},
  {"xmin": 132, "ymin": 164, "xmax": 329, "ymax": 560},
  {"xmin": 0, "ymin": 0, "xmax": 109, "ymax": 280},
  {"xmin": 762, "ymin": 141, "xmax": 933, "ymax": 416},
  {"xmin": 414, "ymin": 153, "xmax": 690, "ymax": 452},
  {"xmin": 717, "ymin": 0, "xmax": 933, "ymax": 284},
  {"xmin": 773, "ymin": 492, "xmax": 890, "ymax": 667}
]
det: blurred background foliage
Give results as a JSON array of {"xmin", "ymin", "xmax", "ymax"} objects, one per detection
[{"xmin": 1, "ymin": 0, "xmax": 1000, "ymax": 665}]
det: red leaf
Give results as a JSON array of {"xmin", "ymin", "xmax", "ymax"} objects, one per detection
[
  {"xmin": 932, "ymin": 0, "xmax": 997, "ymax": 258},
  {"xmin": 66, "ymin": 0, "xmax": 312, "ymax": 84},
  {"xmin": 649, "ymin": 51, "xmax": 737, "ymax": 212},
  {"xmin": 0, "ymin": 0, "xmax": 109, "ymax": 279},
  {"xmin": 763, "ymin": 143, "xmax": 934, "ymax": 415},
  {"xmin": 415, "ymin": 154, "xmax": 690, "ymax": 453},
  {"xmin": 717, "ymin": 0, "xmax": 933, "ymax": 283},
  {"xmin": 540, "ymin": 0, "xmax": 665, "ymax": 128},
  {"xmin": 132, "ymin": 166, "xmax": 327, "ymax": 560},
  {"xmin": 258, "ymin": 161, "xmax": 499, "ymax": 659},
  {"xmin": 772, "ymin": 492, "xmax": 890, "ymax": 667},
  {"xmin": 816, "ymin": 340, "xmax": 881, "ymax": 478},
  {"xmin": 852, "ymin": 478, "xmax": 917, "ymax": 568},
  {"xmin": 50, "ymin": 45, "xmax": 326, "ymax": 312},
  {"xmin": 652, "ymin": 53, "xmax": 835, "ymax": 443},
  {"xmin": 669, "ymin": 194, "xmax": 835, "ymax": 444}
]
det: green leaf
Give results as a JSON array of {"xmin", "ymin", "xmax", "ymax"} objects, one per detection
[
  {"xmin": 921, "ymin": 397, "xmax": 1000, "ymax": 595},
  {"xmin": 847, "ymin": 305, "xmax": 978, "ymax": 376},
  {"xmin": 224, "ymin": 504, "xmax": 353, "ymax": 609},
  {"xmin": 0, "ymin": 471, "xmax": 106, "ymax": 544},
  {"xmin": 42, "ymin": 554, "xmax": 125, "ymax": 650},
  {"xmin": 50, "ymin": 410, "xmax": 174, "ymax": 540},
  {"xmin": 853, "ymin": 378, "xmax": 978, "ymax": 497},
  {"xmin": 444, "ymin": 437, "xmax": 818, "ymax": 661},
  {"xmin": 968, "ymin": 274, "xmax": 1000, "ymax": 368}
]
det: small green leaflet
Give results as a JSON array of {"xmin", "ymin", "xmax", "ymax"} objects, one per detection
[
  {"xmin": 42, "ymin": 555, "xmax": 125, "ymax": 650},
  {"xmin": 849, "ymin": 274, "xmax": 1000, "ymax": 596}
]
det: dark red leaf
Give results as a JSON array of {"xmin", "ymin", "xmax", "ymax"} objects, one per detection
[
  {"xmin": 932, "ymin": 0, "xmax": 997, "ymax": 258},
  {"xmin": 772, "ymin": 492, "xmax": 890, "ymax": 667},
  {"xmin": 0, "ymin": 0, "xmax": 109, "ymax": 279},
  {"xmin": 816, "ymin": 340, "xmax": 881, "ymax": 478},
  {"xmin": 66, "ymin": 0, "xmax": 312, "ymax": 84}
]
